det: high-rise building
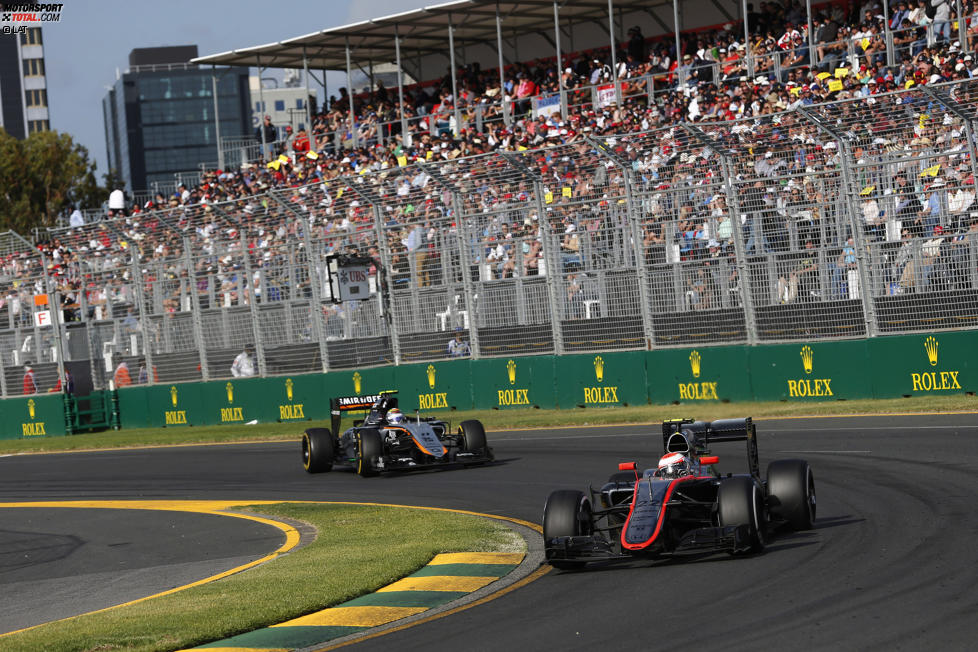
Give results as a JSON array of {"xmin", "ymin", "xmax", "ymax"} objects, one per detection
[
  {"xmin": 0, "ymin": 27, "xmax": 50, "ymax": 139},
  {"xmin": 102, "ymin": 45, "xmax": 251, "ymax": 193}
]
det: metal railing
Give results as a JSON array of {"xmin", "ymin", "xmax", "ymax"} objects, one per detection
[{"xmin": 4, "ymin": 78, "xmax": 978, "ymax": 396}]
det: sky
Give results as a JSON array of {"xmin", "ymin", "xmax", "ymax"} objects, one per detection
[{"xmin": 43, "ymin": 0, "xmax": 424, "ymax": 178}]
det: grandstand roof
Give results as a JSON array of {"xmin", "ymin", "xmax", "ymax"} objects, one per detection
[{"xmin": 192, "ymin": 0, "xmax": 669, "ymax": 70}]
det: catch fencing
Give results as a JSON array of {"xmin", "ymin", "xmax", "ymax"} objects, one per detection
[{"xmin": 3, "ymin": 79, "xmax": 978, "ymax": 397}]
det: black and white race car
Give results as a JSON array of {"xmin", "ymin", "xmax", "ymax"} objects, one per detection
[
  {"xmin": 543, "ymin": 417, "xmax": 815, "ymax": 569},
  {"xmin": 301, "ymin": 391, "xmax": 493, "ymax": 476}
]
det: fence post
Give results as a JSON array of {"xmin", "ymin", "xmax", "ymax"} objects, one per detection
[
  {"xmin": 238, "ymin": 223, "xmax": 267, "ymax": 376},
  {"xmin": 453, "ymin": 191, "xmax": 481, "ymax": 359},
  {"xmin": 684, "ymin": 124, "xmax": 759, "ymax": 344},
  {"xmin": 587, "ymin": 136, "xmax": 655, "ymax": 349},
  {"xmin": 798, "ymin": 107, "xmax": 878, "ymax": 337},
  {"xmin": 533, "ymin": 179, "xmax": 565, "ymax": 354},
  {"xmin": 183, "ymin": 236, "xmax": 209, "ymax": 381},
  {"xmin": 130, "ymin": 259, "xmax": 157, "ymax": 382}
]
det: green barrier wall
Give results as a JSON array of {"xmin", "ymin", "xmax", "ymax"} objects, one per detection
[
  {"xmin": 13, "ymin": 331, "xmax": 978, "ymax": 436},
  {"xmin": 0, "ymin": 394, "xmax": 67, "ymax": 438},
  {"xmin": 646, "ymin": 346, "xmax": 753, "ymax": 403},
  {"xmin": 867, "ymin": 331, "xmax": 978, "ymax": 397},
  {"xmin": 747, "ymin": 340, "xmax": 873, "ymax": 401},
  {"xmin": 554, "ymin": 352, "xmax": 648, "ymax": 407},
  {"xmin": 471, "ymin": 356, "xmax": 557, "ymax": 410}
]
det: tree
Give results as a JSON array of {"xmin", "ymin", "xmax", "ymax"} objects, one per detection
[{"xmin": 0, "ymin": 128, "xmax": 105, "ymax": 233}]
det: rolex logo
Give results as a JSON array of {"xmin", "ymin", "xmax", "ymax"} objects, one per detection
[
  {"xmin": 170, "ymin": 386, "xmax": 178, "ymax": 407},
  {"xmin": 507, "ymin": 359, "xmax": 517, "ymax": 385},
  {"xmin": 924, "ymin": 336, "xmax": 939, "ymax": 366},
  {"xmin": 28, "ymin": 398, "xmax": 35, "ymax": 419},
  {"xmin": 353, "ymin": 371, "xmax": 362, "ymax": 394},
  {"xmin": 800, "ymin": 346, "xmax": 814, "ymax": 375},
  {"xmin": 689, "ymin": 350, "xmax": 701, "ymax": 378},
  {"xmin": 226, "ymin": 382, "xmax": 234, "ymax": 404},
  {"xmin": 286, "ymin": 378, "xmax": 294, "ymax": 401},
  {"xmin": 427, "ymin": 364, "xmax": 436, "ymax": 389},
  {"xmin": 594, "ymin": 356, "xmax": 604, "ymax": 383}
]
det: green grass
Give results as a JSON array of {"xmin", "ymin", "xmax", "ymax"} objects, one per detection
[
  {"xmin": 2, "ymin": 394, "xmax": 976, "ymax": 454},
  {"xmin": 0, "ymin": 502, "xmax": 521, "ymax": 652}
]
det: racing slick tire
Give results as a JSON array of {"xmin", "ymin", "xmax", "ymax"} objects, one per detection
[
  {"xmin": 459, "ymin": 420, "xmax": 493, "ymax": 462},
  {"xmin": 718, "ymin": 476, "xmax": 766, "ymax": 554},
  {"xmin": 356, "ymin": 429, "xmax": 383, "ymax": 477},
  {"xmin": 543, "ymin": 490, "xmax": 593, "ymax": 570},
  {"xmin": 302, "ymin": 428, "xmax": 334, "ymax": 473},
  {"xmin": 767, "ymin": 459, "xmax": 816, "ymax": 530}
]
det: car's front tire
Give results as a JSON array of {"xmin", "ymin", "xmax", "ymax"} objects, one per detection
[
  {"xmin": 718, "ymin": 476, "xmax": 765, "ymax": 554},
  {"xmin": 356, "ymin": 429, "xmax": 383, "ymax": 477},
  {"xmin": 767, "ymin": 459, "xmax": 816, "ymax": 530},
  {"xmin": 302, "ymin": 428, "xmax": 334, "ymax": 473},
  {"xmin": 543, "ymin": 490, "xmax": 593, "ymax": 570},
  {"xmin": 459, "ymin": 419, "xmax": 492, "ymax": 461}
]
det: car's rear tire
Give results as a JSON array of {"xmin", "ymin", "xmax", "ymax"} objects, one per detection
[
  {"xmin": 459, "ymin": 419, "xmax": 492, "ymax": 460},
  {"xmin": 356, "ymin": 429, "xmax": 383, "ymax": 477},
  {"xmin": 302, "ymin": 428, "xmax": 334, "ymax": 473},
  {"xmin": 767, "ymin": 459, "xmax": 816, "ymax": 530},
  {"xmin": 718, "ymin": 476, "xmax": 765, "ymax": 554},
  {"xmin": 543, "ymin": 490, "xmax": 593, "ymax": 570}
]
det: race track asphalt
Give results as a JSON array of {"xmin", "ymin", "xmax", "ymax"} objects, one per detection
[{"xmin": 2, "ymin": 413, "xmax": 977, "ymax": 649}]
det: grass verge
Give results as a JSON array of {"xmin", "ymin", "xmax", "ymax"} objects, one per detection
[
  {"xmin": 1, "ymin": 394, "xmax": 976, "ymax": 455},
  {"xmin": 0, "ymin": 502, "xmax": 521, "ymax": 652}
]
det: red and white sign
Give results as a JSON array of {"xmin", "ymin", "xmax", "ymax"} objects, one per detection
[{"xmin": 34, "ymin": 310, "xmax": 52, "ymax": 327}]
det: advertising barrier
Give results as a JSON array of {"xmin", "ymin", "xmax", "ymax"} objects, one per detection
[{"xmin": 6, "ymin": 331, "xmax": 976, "ymax": 438}]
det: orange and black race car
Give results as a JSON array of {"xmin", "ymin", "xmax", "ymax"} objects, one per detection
[
  {"xmin": 301, "ymin": 391, "xmax": 493, "ymax": 476},
  {"xmin": 543, "ymin": 418, "xmax": 815, "ymax": 569}
]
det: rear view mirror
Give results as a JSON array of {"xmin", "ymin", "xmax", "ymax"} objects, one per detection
[
  {"xmin": 618, "ymin": 462, "xmax": 637, "ymax": 471},
  {"xmin": 699, "ymin": 456, "xmax": 719, "ymax": 465}
]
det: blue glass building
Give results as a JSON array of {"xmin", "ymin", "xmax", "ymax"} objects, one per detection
[{"xmin": 102, "ymin": 46, "xmax": 251, "ymax": 193}]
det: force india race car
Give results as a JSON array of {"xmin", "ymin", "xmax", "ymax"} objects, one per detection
[
  {"xmin": 543, "ymin": 417, "xmax": 815, "ymax": 569},
  {"xmin": 301, "ymin": 391, "xmax": 493, "ymax": 476}
]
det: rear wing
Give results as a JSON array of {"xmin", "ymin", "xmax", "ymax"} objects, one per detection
[
  {"xmin": 662, "ymin": 417, "xmax": 759, "ymax": 478},
  {"xmin": 330, "ymin": 391, "xmax": 396, "ymax": 434}
]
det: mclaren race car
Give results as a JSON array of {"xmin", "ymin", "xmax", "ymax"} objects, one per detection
[
  {"xmin": 301, "ymin": 391, "xmax": 493, "ymax": 476},
  {"xmin": 543, "ymin": 417, "xmax": 815, "ymax": 569}
]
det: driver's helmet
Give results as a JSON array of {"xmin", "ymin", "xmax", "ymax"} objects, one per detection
[
  {"xmin": 387, "ymin": 408, "xmax": 405, "ymax": 425},
  {"xmin": 657, "ymin": 452, "xmax": 691, "ymax": 479}
]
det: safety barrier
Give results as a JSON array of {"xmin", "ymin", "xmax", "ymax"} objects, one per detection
[{"xmin": 4, "ymin": 330, "xmax": 973, "ymax": 439}]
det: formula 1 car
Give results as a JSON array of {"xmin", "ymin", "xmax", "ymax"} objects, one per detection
[
  {"xmin": 543, "ymin": 417, "xmax": 815, "ymax": 569},
  {"xmin": 301, "ymin": 391, "xmax": 493, "ymax": 476}
]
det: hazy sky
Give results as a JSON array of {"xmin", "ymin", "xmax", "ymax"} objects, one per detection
[{"xmin": 43, "ymin": 0, "xmax": 424, "ymax": 177}]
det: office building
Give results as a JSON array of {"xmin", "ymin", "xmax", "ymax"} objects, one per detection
[
  {"xmin": 103, "ymin": 45, "xmax": 251, "ymax": 193},
  {"xmin": 0, "ymin": 27, "xmax": 50, "ymax": 139}
]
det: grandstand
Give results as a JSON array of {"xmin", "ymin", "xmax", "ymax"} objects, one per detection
[{"xmin": 2, "ymin": 0, "xmax": 978, "ymax": 396}]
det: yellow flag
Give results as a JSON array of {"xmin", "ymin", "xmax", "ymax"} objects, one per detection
[
  {"xmin": 920, "ymin": 164, "xmax": 941, "ymax": 178},
  {"xmin": 267, "ymin": 160, "xmax": 280, "ymax": 170},
  {"xmin": 517, "ymin": 145, "xmax": 528, "ymax": 151},
  {"xmin": 861, "ymin": 38, "xmax": 870, "ymax": 50},
  {"xmin": 397, "ymin": 155, "xmax": 408, "ymax": 167},
  {"xmin": 816, "ymin": 72, "xmax": 831, "ymax": 80},
  {"xmin": 860, "ymin": 185, "xmax": 875, "ymax": 196},
  {"xmin": 789, "ymin": 86, "xmax": 802, "ymax": 96},
  {"xmin": 906, "ymin": 80, "xmax": 915, "ymax": 89},
  {"xmin": 336, "ymin": 187, "xmax": 344, "ymax": 199},
  {"xmin": 278, "ymin": 154, "xmax": 290, "ymax": 164},
  {"xmin": 828, "ymin": 79, "xmax": 843, "ymax": 92},
  {"xmin": 425, "ymin": 150, "xmax": 433, "ymax": 161},
  {"xmin": 544, "ymin": 192, "xmax": 554, "ymax": 204},
  {"xmin": 834, "ymin": 68, "xmax": 849, "ymax": 78},
  {"xmin": 617, "ymin": 199, "xmax": 627, "ymax": 204},
  {"xmin": 305, "ymin": 150, "xmax": 319, "ymax": 160},
  {"xmin": 562, "ymin": 186, "xmax": 572, "ymax": 198},
  {"xmin": 918, "ymin": 113, "xmax": 929, "ymax": 129}
]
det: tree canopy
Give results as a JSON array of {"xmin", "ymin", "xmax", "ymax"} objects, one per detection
[{"xmin": 0, "ymin": 128, "xmax": 110, "ymax": 233}]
